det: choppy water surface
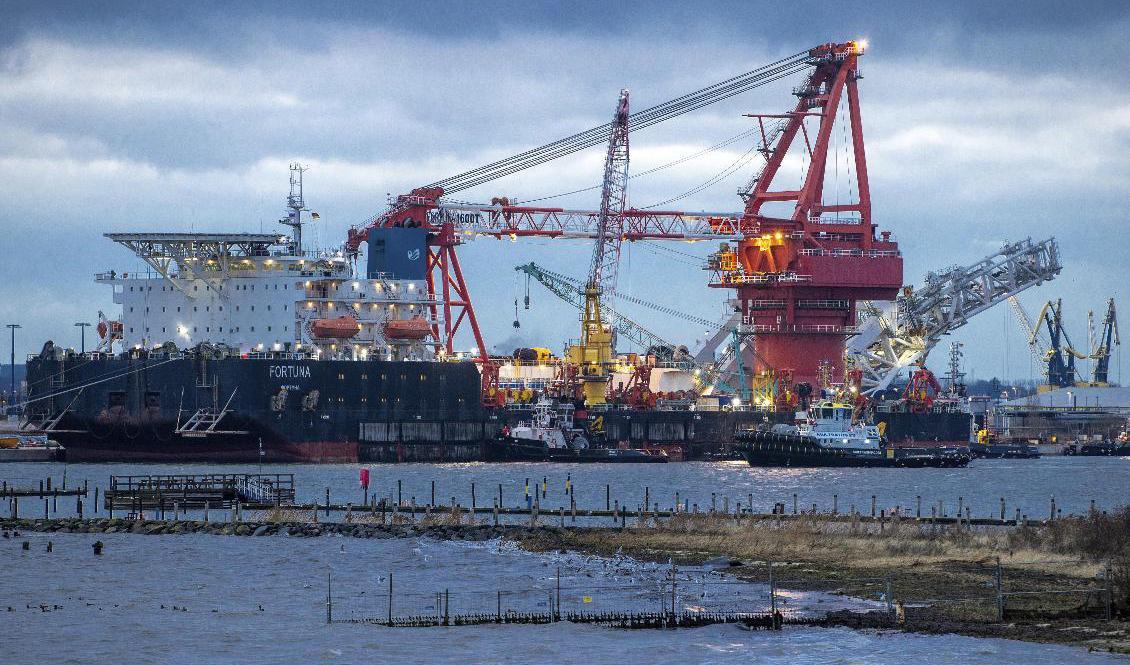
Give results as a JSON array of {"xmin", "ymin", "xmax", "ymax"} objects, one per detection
[
  {"xmin": 3, "ymin": 456, "xmax": 1129, "ymax": 520},
  {"xmin": 1, "ymin": 531, "xmax": 1124, "ymax": 665}
]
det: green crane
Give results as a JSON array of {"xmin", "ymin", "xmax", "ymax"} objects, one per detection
[{"xmin": 514, "ymin": 262, "xmax": 747, "ymax": 399}]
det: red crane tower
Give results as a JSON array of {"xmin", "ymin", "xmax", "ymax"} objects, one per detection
[
  {"xmin": 344, "ymin": 42, "xmax": 893, "ymax": 397},
  {"xmin": 708, "ymin": 41, "xmax": 902, "ymax": 389}
]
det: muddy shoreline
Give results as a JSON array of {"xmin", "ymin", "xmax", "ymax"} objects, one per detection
[{"xmin": 3, "ymin": 515, "xmax": 1127, "ymax": 653}]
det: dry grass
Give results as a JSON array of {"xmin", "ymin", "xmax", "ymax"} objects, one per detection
[
  {"xmin": 544, "ymin": 511, "xmax": 1092, "ymax": 572},
  {"xmin": 515, "ymin": 510, "xmax": 1130, "ymax": 627}
]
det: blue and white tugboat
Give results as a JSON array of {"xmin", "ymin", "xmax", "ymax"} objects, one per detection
[{"xmin": 738, "ymin": 401, "xmax": 970, "ymax": 468}]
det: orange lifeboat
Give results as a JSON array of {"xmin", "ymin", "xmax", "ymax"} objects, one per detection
[
  {"xmin": 383, "ymin": 316, "xmax": 431, "ymax": 340},
  {"xmin": 310, "ymin": 316, "xmax": 361, "ymax": 339}
]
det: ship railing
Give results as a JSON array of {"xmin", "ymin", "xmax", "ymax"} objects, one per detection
[
  {"xmin": 807, "ymin": 214, "xmax": 864, "ymax": 224},
  {"xmin": 807, "ymin": 231, "xmax": 864, "ymax": 242},
  {"xmin": 993, "ymin": 404, "xmax": 1130, "ymax": 415},
  {"xmin": 718, "ymin": 272, "xmax": 811, "ymax": 285},
  {"xmin": 796, "ymin": 299, "xmax": 852, "ymax": 309},
  {"xmin": 741, "ymin": 322, "xmax": 858, "ymax": 334},
  {"xmin": 651, "ymin": 361, "xmax": 697, "ymax": 371},
  {"xmin": 300, "ymin": 292, "xmax": 438, "ymax": 305},
  {"xmin": 798, "ymin": 248, "xmax": 901, "ymax": 258},
  {"xmin": 243, "ymin": 351, "xmax": 313, "ymax": 360}
]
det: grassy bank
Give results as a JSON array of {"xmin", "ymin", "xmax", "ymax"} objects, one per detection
[{"xmin": 514, "ymin": 510, "xmax": 1130, "ymax": 652}]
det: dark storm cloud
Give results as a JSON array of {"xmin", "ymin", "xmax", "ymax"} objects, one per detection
[{"xmin": 1, "ymin": 1, "xmax": 1128, "ymax": 380}]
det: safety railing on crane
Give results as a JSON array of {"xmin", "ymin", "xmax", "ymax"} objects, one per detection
[
  {"xmin": 798, "ymin": 248, "xmax": 900, "ymax": 258},
  {"xmin": 717, "ymin": 272, "xmax": 811, "ymax": 286}
]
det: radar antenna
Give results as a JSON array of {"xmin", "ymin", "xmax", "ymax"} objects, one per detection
[{"xmin": 280, "ymin": 163, "xmax": 308, "ymax": 255}]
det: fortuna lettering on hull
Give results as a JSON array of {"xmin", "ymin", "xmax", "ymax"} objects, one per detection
[{"xmin": 269, "ymin": 365, "xmax": 312, "ymax": 379}]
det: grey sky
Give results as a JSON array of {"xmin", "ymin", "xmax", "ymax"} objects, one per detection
[{"xmin": 2, "ymin": 1, "xmax": 1128, "ymax": 383}]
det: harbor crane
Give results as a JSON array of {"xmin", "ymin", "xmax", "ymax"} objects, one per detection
[
  {"xmin": 349, "ymin": 42, "xmax": 1055, "ymax": 404},
  {"xmin": 1029, "ymin": 298, "xmax": 1086, "ymax": 388},
  {"xmin": 565, "ymin": 90, "xmax": 631, "ymax": 406},
  {"xmin": 516, "ymin": 262, "xmax": 748, "ymax": 400},
  {"xmin": 1011, "ymin": 296, "xmax": 1120, "ymax": 389},
  {"xmin": 342, "ymin": 51, "xmax": 822, "ymax": 363},
  {"xmin": 847, "ymin": 238, "xmax": 1061, "ymax": 394},
  {"xmin": 1088, "ymin": 298, "xmax": 1120, "ymax": 386}
]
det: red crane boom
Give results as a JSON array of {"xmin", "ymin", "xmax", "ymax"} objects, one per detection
[
  {"xmin": 342, "ymin": 41, "xmax": 898, "ymax": 399},
  {"xmin": 709, "ymin": 41, "xmax": 902, "ymax": 388}
]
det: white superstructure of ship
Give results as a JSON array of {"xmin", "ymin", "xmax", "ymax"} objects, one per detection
[
  {"xmin": 770, "ymin": 400, "xmax": 883, "ymax": 450},
  {"xmin": 95, "ymin": 165, "xmax": 440, "ymax": 361}
]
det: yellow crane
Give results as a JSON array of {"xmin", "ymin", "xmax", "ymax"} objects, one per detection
[{"xmin": 565, "ymin": 89, "xmax": 631, "ymax": 406}]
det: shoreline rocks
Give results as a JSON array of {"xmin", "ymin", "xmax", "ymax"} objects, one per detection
[{"xmin": 0, "ymin": 516, "xmax": 572, "ymax": 541}]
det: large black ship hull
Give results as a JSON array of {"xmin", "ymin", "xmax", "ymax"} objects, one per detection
[
  {"xmin": 23, "ymin": 351, "xmax": 752, "ymax": 462},
  {"xmin": 873, "ymin": 409, "xmax": 972, "ymax": 447},
  {"xmin": 24, "ymin": 350, "xmax": 977, "ymax": 463},
  {"xmin": 24, "ymin": 351, "xmax": 495, "ymax": 463},
  {"xmin": 738, "ymin": 431, "xmax": 971, "ymax": 468}
]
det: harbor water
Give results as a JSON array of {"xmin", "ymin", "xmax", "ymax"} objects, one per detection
[
  {"xmin": 1, "ymin": 530, "xmax": 1125, "ymax": 664},
  {"xmin": 3, "ymin": 456, "xmax": 1129, "ymax": 520}
]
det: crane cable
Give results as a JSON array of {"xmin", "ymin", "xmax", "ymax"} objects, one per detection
[
  {"xmin": 640, "ymin": 143, "xmax": 762, "ymax": 209},
  {"xmin": 428, "ymin": 51, "xmax": 812, "ymax": 194},
  {"xmin": 524, "ymin": 263, "xmax": 721, "ymax": 330},
  {"xmin": 447, "ymin": 62, "xmax": 809, "ymax": 193},
  {"xmin": 518, "ymin": 126, "xmax": 762, "ymax": 205}
]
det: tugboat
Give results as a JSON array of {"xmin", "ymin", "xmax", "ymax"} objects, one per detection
[
  {"xmin": 738, "ymin": 400, "xmax": 970, "ymax": 468},
  {"xmin": 1075, "ymin": 428, "xmax": 1130, "ymax": 456},
  {"xmin": 969, "ymin": 429, "xmax": 1041, "ymax": 459},
  {"xmin": 485, "ymin": 399, "xmax": 667, "ymax": 463}
]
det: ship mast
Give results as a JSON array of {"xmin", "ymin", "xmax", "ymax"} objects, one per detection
[{"xmin": 280, "ymin": 163, "xmax": 308, "ymax": 255}]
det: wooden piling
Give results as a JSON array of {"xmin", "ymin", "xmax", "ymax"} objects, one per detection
[{"xmin": 995, "ymin": 557, "xmax": 1004, "ymax": 621}]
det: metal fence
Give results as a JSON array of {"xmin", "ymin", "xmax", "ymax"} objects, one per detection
[{"xmin": 328, "ymin": 565, "xmax": 792, "ymax": 628}]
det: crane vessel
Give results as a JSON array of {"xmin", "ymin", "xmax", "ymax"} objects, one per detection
[{"xmin": 19, "ymin": 41, "xmax": 1061, "ymax": 462}]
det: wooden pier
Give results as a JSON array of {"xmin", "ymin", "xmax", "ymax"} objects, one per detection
[{"xmin": 104, "ymin": 474, "xmax": 295, "ymax": 509}]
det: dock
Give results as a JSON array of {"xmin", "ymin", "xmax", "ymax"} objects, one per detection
[{"xmin": 104, "ymin": 474, "xmax": 295, "ymax": 509}]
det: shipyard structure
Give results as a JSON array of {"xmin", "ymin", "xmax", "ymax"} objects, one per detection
[{"xmin": 21, "ymin": 42, "xmax": 1073, "ymax": 462}]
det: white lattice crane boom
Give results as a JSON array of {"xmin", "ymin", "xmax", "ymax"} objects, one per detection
[
  {"xmin": 588, "ymin": 89, "xmax": 631, "ymax": 300},
  {"xmin": 1008, "ymin": 295, "xmax": 1049, "ymax": 363},
  {"xmin": 848, "ymin": 237, "xmax": 1061, "ymax": 393}
]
